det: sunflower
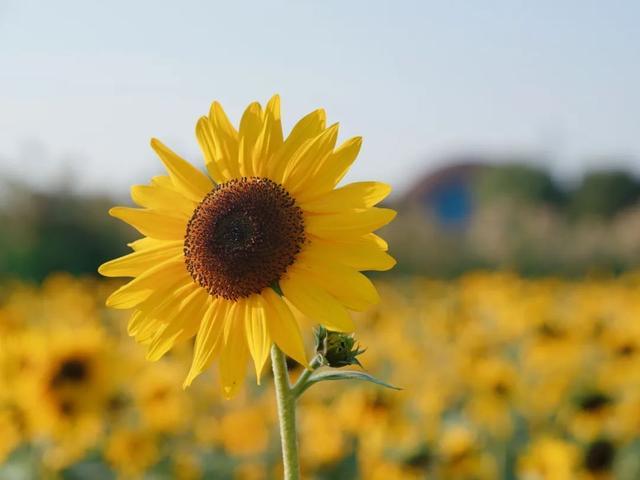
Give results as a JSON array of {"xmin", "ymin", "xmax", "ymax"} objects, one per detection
[
  {"xmin": 24, "ymin": 327, "xmax": 114, "ymax": 433},
  {"xmin": 105, "ymin": 427, "xmax": 159, "ymax": 478},
  {"xmin": 133, "ymin": 362, "xmax": 191, "ymax": 434},
  {"xmin": 517, "ymin": 436, "xmax": 579, "ymax": 480},
  {"xmin": 99, "ymin": 95, "xmax": 396, "ymax": 397}
]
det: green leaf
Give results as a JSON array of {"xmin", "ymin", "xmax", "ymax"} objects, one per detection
[{"xmin": 302, "ymin": 369, "xmax": 401, "ymax": 394}]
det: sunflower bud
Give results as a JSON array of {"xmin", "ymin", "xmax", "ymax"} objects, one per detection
[{"xmin": 315, "ymin": 325, "xmax": 366, "ymax": 368}]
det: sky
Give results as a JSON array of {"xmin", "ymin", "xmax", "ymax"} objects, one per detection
[{"xmin": 1, "ymin": 0, "xmax": 639, "ymax": 197}]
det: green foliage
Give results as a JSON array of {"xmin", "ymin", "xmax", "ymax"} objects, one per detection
[
  {"xmin": 0, "ymin": 183, "xmax": 134, "ymax": 282},
  {"xmin": 569, "ymin": 170, "xmax": 640, "ymax": 219},
  {"xmin": 473, "ymin": 163, "xmax": 564, "ymax": 206}
]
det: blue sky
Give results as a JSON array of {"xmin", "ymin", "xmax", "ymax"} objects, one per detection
[{"xmin": 1, "ymin": 0, "xmax": 638, "ymax": 196}]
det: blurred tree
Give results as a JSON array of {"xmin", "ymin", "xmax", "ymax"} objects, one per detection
[
  {"xmin": 473, "ymin": 164, "xmax": 564, "ymax": 207},
  {"xmin": 0, "ymin": 183, "xmax": 134, "ymax": 282},
  {"xmin": 568, "ymin": 170, "xmax": 640, "ymax": 219}
]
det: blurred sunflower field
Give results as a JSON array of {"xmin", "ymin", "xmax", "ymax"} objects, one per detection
[{"xmin": 3, "ymin": 272, "xmax": 640, "ymax": 479}]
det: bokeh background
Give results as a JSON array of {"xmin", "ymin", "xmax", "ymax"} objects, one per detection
[{"xmin": 2, "ymin": 1, "xmax": 640, "ymax": 479}]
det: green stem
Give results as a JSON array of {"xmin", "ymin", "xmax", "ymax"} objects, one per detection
[
  {"xmin": 291, "ymin": 354, "xmax": 323, "ymax": 398},
  {"xmin": 271, "ymin": 345, "xmax": 300, "ymax": 480}
]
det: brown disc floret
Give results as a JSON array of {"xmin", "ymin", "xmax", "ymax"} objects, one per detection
[{"xmin": 184, "ymin": 177, "xmax": 305, "ymax": 300}]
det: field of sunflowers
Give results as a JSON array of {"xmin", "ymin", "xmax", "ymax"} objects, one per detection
[{"xmin": 2, "ymin": 272, "xmax": 640, "ymax": 479}]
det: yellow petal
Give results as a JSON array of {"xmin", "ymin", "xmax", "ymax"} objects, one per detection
[
  {"xmin": 262, "ymin": 288, "xmax": 308, "ymax": 367},
  {"xmin": 244, "ymin": 295, "xmax": 271, "ymax": 383},
  {"xmin": 238, "ymin": 102, "xmax": 263, "ymax": 177},
  {"xmin": 140, "ymin": 287, "xmax": 195, "ymax": 349},
  {"xmin": 127, "ymin": 310, "xmax": 149, "ymax": 338},
  {"xmin": 307, "ymin": 235, "xmax": 396, "ymax": 271},
  {"xmin": 268, "ymin": 109, "xmax": 326, "ymax": 184},
  {"xmin": 209, "ymin": 102, "xmax": 241, "ymax": 178},
  {"xmin": 98, "ymin": 241, "xmax": 183, "ymax": 277},
  {"xmin": 128, "ymin": 310, "xmax": 161, "ymax": 341},
  {"xmin": 196, "ymin": 116, "xmax": 231, "ymax": 183},
  {"xmin": 283, "ymin": 124, "xmax": 339, "ymax": 195},
  {"xmin": 150, "ymin": 138, "xmax": 213, "ymax": 202},
  {"xmin": 280, "ymin": 268, "xmax": 354, "ymax": 332},
  {"xmin": 151, "ymin": 175, "xmax": 174, "ymax": 189},
  {"xmin": 305, "ymin": 207, "xmax": 397, "ymax": 239},
  {"xmin": 129, "ymin": 280, "xmax": 194, "ymax": 339},
  {"xmin": 294, "ymin": 136, "xmax": 362, "ymax": 203},
  {"xmin": 370, "ymin": 233, "xmax": 389, "ymax": 250},
  {"xmin": 130, "ymin": 184, "xmax": 196, "ymax": 218},
  {"xmin": 127, "ymin": 237, "xmax": 171, "ymax": 252},
  {"xmin": 296, "ymin": 253, "xmax": 380, "ymax": 311},
  {"xmin": 197, "ymin": 101, "xmax": 242, "ymax": 181},
  {"xmin": 146, "ymin": 288, "xmax": 208, "ymax": 361},
  {"xmin": 254, "ymin": 94, "xmax": 284, "ymax": 177},
  {"xmin": 219, "ymin": 301, "xmax": 249, "ymax": 399},
  {"xmin": 105, "ymin": 255, "xmax": 186, "ymax": 309},
  {"xmin": 184, "ymin": 299, "xmax": 228, "ymax": 387},
  {"xmin": 300, "ymin": 182, "xmax": 392, "ymax": 213},
  {"xmin": 109, "ymin": 207, "xmax": 187, "ymax": 240}
]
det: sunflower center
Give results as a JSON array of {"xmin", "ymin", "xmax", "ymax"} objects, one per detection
[
  {"xmin": 578, "ymin": 392, "xmax": 611, "ymax": 412},
  {"xmin": 184, "ymin": 177, "xmax": 305, "ymax": 300},
  {"xmin": 50, "ymin": 357, "xmax": 89, "ymax": 388}
]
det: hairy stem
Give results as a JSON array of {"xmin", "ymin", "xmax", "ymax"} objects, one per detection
[
  {"xmin": 291, "ymin": 354, "xmax": 323, "ymax": 398},
  {"xmin": 271, "ymin": 345, "xmax": 300, "ymax": 480}
]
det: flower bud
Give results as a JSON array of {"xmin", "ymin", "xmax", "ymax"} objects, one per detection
[{"xmin": 314, "ymin": 325, "xmax": 366, "ymax": 368}]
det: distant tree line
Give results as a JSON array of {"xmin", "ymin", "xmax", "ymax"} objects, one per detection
[
  {"xmin": 385, "ymin": 163, "xmax": 640, "ymax": 277},
  {"xmin": 0, "ymin": 183, "xmax": 133, "ymax": 282},
  {"xmin": 474, "ymin": 165, "xmax": 640, "ymax": 219}
]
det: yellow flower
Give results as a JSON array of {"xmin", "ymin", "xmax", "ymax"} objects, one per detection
[
  {"xmin": 25, "ymin": 327, "xmax": 115, "ymax": 429},
  {"xmin": 518, "ymin": 436, "xmax": 579, "ymax": 480},
  {"xmin": 436, "ymin": 424, "xmax": 496, "ymax": 478},
  {"xmin": 465, "ymin": 356, "xmax": 518, "ymax": 438},
  {"xmin": 299, "ymin": 403, "xmax": 346, "ymax": 468},
  {"xmin": 132, "ymin": 362, "xmax": 191, "ymax": 434},
  {"xmin": 564, "ymin": 390, "xmax": 616, "ymax": 442},
  {"xmin": 99, "ymin": 95, "xmax": 396, "ymax": 397},
  {"xmin": 172, "ymin": 451, "xmax": 203, "ymax": 480},
  {"xmin": 235, "ymin": 462, "xmax": 268, "ymax": 480},
  {"xmin": 14, "ymin": 326, "xmax": 115, "ymax": 469},
  {"xmin": 438, "ymin": 424, "xmax": 476, "ymax": 465},
  {"xmin": 220, "ymin": 405, "xmax": 270, "ymax": 456},
  {"xmin": 105, "ymin": 427, "xmax": 159, "ymax": 478},
  {"xmin": 0, "ymin": 408, "xmax": 21, "ymax": 463}
]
